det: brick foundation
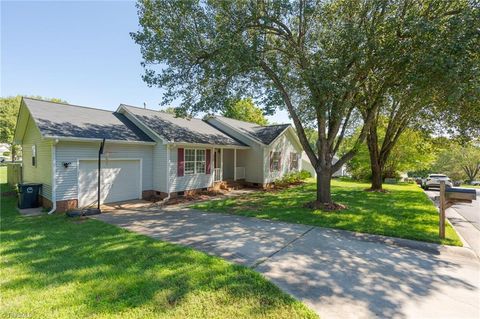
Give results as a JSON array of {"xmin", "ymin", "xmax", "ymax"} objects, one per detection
[
  {"xmin": 142, "ymin": 190, "xmax": 169, "ymax": 201},
  {"xmin": 40, "ymin": 195, "xmax": 53, "ymax": 209},
  {"xmin": 56, "ymin": 199, "xmax": 78, "ymax": 212}
]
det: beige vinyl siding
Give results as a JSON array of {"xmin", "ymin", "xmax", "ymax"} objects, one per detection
[
  {"xmin": 21, "ymin": 116, "xmax": 53, "ymax": 200},
  {"xmin": 264, "ymin": 130, "xmax": 303, "ymax": 183},
  {"xmin": 206, "ymin": 118, "xmax": 264, "ymax": 183},
  {"xmin": 55, "ymin": 141, "xmax": 154, "ymax": 201},
  {"xmin": 169, "ymin": 146, "xmax": 214, "ymax": 193}
]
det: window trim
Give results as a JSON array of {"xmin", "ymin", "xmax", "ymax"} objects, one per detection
[
  {"xmin": 183, "ymin": 148, "xmax": 206, "ymax": 175},
  {"xmin": 271, "ymin": 151, "xmax": 281, "ymax": 172},
  {"xmin": 290, "ymin": 152, "xmax": 299, "ymax": 171},
  {"xmin": 32, "ymin": 144, "xmax": 37, "ymax": 167}
]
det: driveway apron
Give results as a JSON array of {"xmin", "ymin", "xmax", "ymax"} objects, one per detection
[{"xmin": 93, "ymin": 206, "xmax": 480, "ymax": 319}]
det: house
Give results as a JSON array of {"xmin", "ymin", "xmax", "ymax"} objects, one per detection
[
  {"xmin": 301, "ymin": 153, "xmax": 348, "ymax": 178},
  {"xmin": 13, "ymin": 97, "xmax": 306, "ymax": 212}
]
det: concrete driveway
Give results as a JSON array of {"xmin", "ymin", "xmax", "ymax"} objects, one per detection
[{"xmin": 94, "ymin": 206, "xmax": 480, "ymax": 319}]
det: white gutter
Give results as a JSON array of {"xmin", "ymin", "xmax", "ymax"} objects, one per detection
[
  {"xmin": 43, "ymin": 136, "xmax": 156, "ymax": 145},
  {"xmin": 47, "ymin": 139, "xmax": 58, "ymax": 214},
  {"xmin": 160, "ymin": 145, "xmax": 171, "ymax": 205}
]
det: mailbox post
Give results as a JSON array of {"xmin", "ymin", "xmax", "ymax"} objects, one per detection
[{"xmin": 438, "ymin": 181, "xmax": 477, "ymax": 239}]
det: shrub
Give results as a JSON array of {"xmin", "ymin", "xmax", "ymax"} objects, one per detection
[{"xmin": 274, "ymin": 170, "xmax": 311, "ymax": 188}]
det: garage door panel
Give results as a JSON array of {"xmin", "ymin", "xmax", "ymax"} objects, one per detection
[{"xmin": 78, "ymin": 160, "xmax": 141, "ymax": 207}]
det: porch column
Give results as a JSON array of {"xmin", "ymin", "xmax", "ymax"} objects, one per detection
[
  {"xmin": 220, "ymin": 148, "xmax": 224, "ymax": 181},
  {"xmin": 234, "ymin": 148, "xmax": 237, "ymax": 181}
]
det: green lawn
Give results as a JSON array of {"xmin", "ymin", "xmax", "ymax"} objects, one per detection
[
  {"xmin": 193, "ymin": 178, "xmax": 461, "ymax": 246},
  {"xmin": 0, "ymin": 167, "xmax": 316, "ymax": 319}
]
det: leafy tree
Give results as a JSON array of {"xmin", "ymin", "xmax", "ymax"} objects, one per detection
[
  {"xmin": 0, "ymin": 96, "xmax": 66, "ymax": 161},
  {"xmin": 343, "ymin": 125, "xmax": 435, "ymax": 181},
  {"xmin": 223, "ymin": 98, "xmax": 267, "ymax": 125},
  {"xmin": 162, "ymin": 106, "xmax": 189, "ymax": 117},
  {"xmin": 133, "ymin": 0, "xmax": 476, "ymax": 207},
  {"xmin": 433, "ymin": 143, "xmax": 480, "ymax": 182}
]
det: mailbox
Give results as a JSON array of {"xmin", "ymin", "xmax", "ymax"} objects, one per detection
[
  {"xmin": 445, "ymin": 187, "xmax": 477, "ymax": 203},
  {"xmin": 438, "ymin": 181, "xmax": 477, "ymax": 240}
]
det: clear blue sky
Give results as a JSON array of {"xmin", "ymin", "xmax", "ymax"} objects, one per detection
[{"xmin": 1, "ymin": 0, "xmax": 290, "ymax": 123}]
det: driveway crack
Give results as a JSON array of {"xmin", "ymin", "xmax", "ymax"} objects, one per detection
[{"xmin": 252, "ymin": 226, "xmax": 315, "ymax": 269}]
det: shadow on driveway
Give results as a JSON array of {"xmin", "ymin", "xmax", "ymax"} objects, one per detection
[{"xmin": 94, "ymin": 207, "xmax": 480, "ymax": 319}]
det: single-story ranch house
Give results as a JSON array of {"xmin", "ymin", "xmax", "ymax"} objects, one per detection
[{"xmin": 13, "ymin": 97, "xmax": 344, "ymax": 212}]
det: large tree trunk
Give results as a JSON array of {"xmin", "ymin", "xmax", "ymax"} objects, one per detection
[
  {"xmin": 366, "ymin": 125, "xmax": 384, "ymax": 191},
  {"xmin": 370, "ymin": 161, "xmax": 383, "ymax": 191},
  {"xmin": 316, "ymin": 168, "xmax": 332, "ymax": 203}
]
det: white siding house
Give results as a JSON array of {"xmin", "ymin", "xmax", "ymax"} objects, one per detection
[{"xmin": 14, "ymin": 97, "xmax": 317, "ymax": 212}]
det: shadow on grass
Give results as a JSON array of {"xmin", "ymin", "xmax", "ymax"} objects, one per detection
[
  {"xmin": 0, "ymin": 189, "xmax": 315, "ymax": 318},
  {"xmin": 193, "ymin": 179, "xmax": 461, "ymax": 246}
]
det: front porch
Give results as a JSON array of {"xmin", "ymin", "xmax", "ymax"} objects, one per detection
[{"xmin": 212, "ymin": 148, "xmax": 247, "ymax": 183}]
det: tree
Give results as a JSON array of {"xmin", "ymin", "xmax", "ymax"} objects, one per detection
[
  {"xmin": 132, "ymin": 0, "xmax": 475, "ymax": 208},
  {"xmin": 342, "ymin": 125, "xmax": 435, "ymax": 181},
  {"xmin": 163, "ymin": 106, "xmax": 189, "ymax": 117},
  {"xmin": 434, "ymin": 143, "xmax": 480, "ymax": 182},
  {"xmin": 223, "ymin": 98, "xmax": 267, "ymax": 125},
  {"xmin": 0, "ymin": 96, "xmax": 66, "ymax": 161},
  {"xmin": 364, "ymin": 2, "xmax": 479, "ymax": 190},
  {"xmin": 0, "ymin": 96, "xmax": 21, "ymax": 161}
]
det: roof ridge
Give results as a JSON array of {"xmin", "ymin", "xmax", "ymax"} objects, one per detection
[
  {"xmin": 215, "ymin": 115, "xmax": 290, "ymax": 127},
  {"xmin": 23, "ymin": 97, "xmax": 114, "ymax": 113},
  {"xmin": 120, "ymin": 103, "xmax": 165, "ymax": 113},
  {"xmin": 123, "ymin": 104, "xmax": 209, "ymax": 122}
]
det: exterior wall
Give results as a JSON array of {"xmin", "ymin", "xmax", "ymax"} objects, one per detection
[
  {"xmin": 264, "ymin": 129, "xmax": 303, "ymax": 183},
  {"xmin": 153, "ymin": 143, "xmax": 168, "ymax": 192},
  {"xmin": 302, "ymin": 153, "xmax": 347, "ymax": 178},
  {"xmin": 169, "ymin": 145, "xmax": 214, "ymax": 193},
  {"xmin": 223, "ymin": 149, "xmax": 234, "ymax": 179},
  {"xmin": 207, "ymin": 118, "xmax": 264, "ymax": 183},
  {"xmin": 55, "ymin": 141, "xmax": 154, "ymax": 201},
  {"xmin": 120, "ymin": 109, "xmax": 169, "ymax": 193},
  {"xmin": 21, "ymin": 116, "xmax": 53, "ymax": 201}
]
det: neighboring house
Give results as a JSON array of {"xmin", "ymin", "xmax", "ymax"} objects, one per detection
[
  {"xmin": 301, "ymin": 152, "xmax": 348, "ymax": 178},
  {"xmin": 13, "ymin": 97, "xmax": 306, "ymax": 211}
]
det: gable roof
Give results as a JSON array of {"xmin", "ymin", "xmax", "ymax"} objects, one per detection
[
  {"xmin": 21, "ymin": 98, "xmax": 153, "ymax": 143},
  {"xmin": 211, "ymin": 116, "xmax": 291, "ymax": 145},
  {"xmin": 119, "ymin": 105, "xmax": 246, "ymax": 146}
]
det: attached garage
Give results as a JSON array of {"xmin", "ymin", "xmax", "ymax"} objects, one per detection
[{"xmin": 78, "ymin": 159, "xmax": 142, "ymax": 207}]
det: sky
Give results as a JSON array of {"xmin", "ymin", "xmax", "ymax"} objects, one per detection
[{"xmin": 1, "ymin": 0, "xmax": 290, "ymax": 123}]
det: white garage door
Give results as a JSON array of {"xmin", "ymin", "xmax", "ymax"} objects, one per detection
[{"xmin": 78, "ymin": 159, "xmax": 141, "ymax": 207}]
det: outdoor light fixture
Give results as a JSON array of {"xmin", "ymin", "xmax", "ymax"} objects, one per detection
[{"xmin": 62, "ymin": 162, "xmax": 71, "ymax": 168}]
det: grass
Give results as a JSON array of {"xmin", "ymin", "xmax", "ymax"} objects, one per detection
[
  {"xmin": 192, "ymin": 178, "xmax": 461, "ymax": 246},
  {"xmin": 0, "ymin": 167, "xmax": 317, "ymax": 319}
]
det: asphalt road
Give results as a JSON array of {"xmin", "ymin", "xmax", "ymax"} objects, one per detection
[
  {"xmin": 424, "ymin": 188, "xmax": 480, "ymax": 258},
  {"xmin": 424, "ymin": 188, "xmax": 480, "ymax": 230},
  {"xmin": 452, "ymin": 189, "xmax": 480, "ymax": 230}
]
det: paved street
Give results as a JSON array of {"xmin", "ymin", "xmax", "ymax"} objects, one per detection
[
  {"xmin": 94, "ymin": 206, "xmax": 480, "ymax": 319},
  {"xmin": 425, "ymin": 188, "xmax": 480, "ymax": 258}
]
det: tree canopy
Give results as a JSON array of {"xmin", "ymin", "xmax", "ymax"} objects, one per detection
[
  {"xmin": 133, "ymin": 0, "xmax": 477, "ymax": 206},
  {"xmin": 0, "ymin": 96, "xmax": 66, "ymax": 161},
  {"xmin": 433, "ymin": 142, "xmax": 480, "ymax": 182},
  {"xmin": 222, "ymin": 98, "xmax": 267, "ymax": 125}
]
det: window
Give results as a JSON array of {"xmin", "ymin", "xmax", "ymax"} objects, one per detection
[
  {"xmin": 184, "ymin": 149, "xmax": 196, "ymax": 175},
  {"xmin": 271, "ymin": 151, "xmax": 281, "ymax": 171},
  {"xmin": 196, "ymin": 149, "xmax": 206, "ymax": 174},
  {"xmin": 184, "ymin": 149, "xmax": 206, "ymax": 175},
  {"xmin": 31, "ymin": 144, "xmax": 37, "ymax": 167},
  {"xmin": 290, "ymin": 152, "xmax": 299, "ymax": 171}
]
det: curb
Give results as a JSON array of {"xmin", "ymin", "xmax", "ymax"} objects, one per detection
[{"xmin": 327, "ymin": 226, "xmax": 479, "ymax": 261}]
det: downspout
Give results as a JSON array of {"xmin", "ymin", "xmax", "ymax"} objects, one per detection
[
  {"xmin": 47, "ymin": 139, "xmax": 58, "ymax": 214},
  {"xmin": 160, "ymin": 144, "xmax": 171, "ymax": 205}
]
